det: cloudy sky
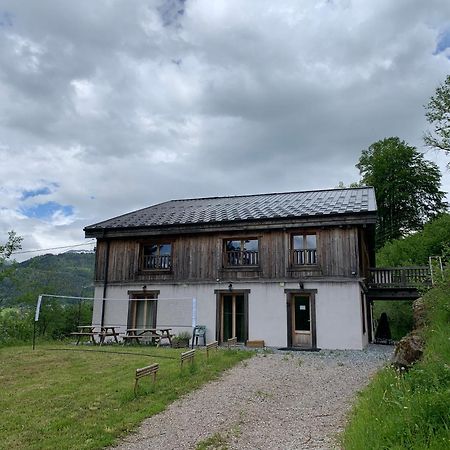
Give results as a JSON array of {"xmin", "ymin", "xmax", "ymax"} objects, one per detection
[{"xmin": 1, "ymin": 0, "xmax": 450, "ymax": 261}]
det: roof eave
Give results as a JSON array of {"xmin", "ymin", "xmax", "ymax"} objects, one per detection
[{"xmin": 84, "ymin": 211, "xmax": 377, "ymax": 239}]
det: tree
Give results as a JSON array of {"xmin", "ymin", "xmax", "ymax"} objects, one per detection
[
  {"xmin": 424, "ymin": 74, "xmax": 450, "ymax": 161},
  {"xmin": 356, "ymin": 137, "xmax": 447, "ymax": 248},
  {"xmin": 0, "ymin": 231, "xmax": 23, "ymax": 306},
  {"xmin": 0, "ymin": 231, "xmax": 23, "ymax": 282}
]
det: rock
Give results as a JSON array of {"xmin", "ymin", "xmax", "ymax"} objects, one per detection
[
  {"xmin": 412, "ymin": 297, "xmax": 427, "ymax": 329},
  {"xmin": 392, "ymin": 332, "xmax": 424, "ymax": 369}
]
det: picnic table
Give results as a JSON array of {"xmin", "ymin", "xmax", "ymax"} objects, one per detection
[
  {"xmin": 98, "ymin": 326, "xmax": 120, "ymax": 345},
  {"xmin": 123, "ymin": 328, "xmax": 173, "ymax": 347},
  {"xmin": 70, "ymin": 325, "xmax": 98, "ymax": 345},
  {"xmin": 70, "ymin": 326, "xmax": 120, "ymax": 345}
]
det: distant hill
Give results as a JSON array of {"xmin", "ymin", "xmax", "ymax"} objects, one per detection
[{"xmin": 0, "ymin": 252, "xmax": 95, "ymax": 306}]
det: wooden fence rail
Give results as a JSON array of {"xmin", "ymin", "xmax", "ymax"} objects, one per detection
[{"xmin": 368, "ymin": 267, "xmax": 431, "ymax": 287}]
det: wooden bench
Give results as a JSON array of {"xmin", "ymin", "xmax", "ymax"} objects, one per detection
[
  {"xmin": 180, "ymin": 349, "xmax": 196, "ymax": 368},
  {"xmin": 206, "ymin": 341, "xmax": 219, "ymax": 359},
  {"xmin": 123, "ymin": 332, "xmax": 161, "ymax": 345},
  {"xmin": 227, "ymin": 337, "xmax": 237, "ymax": 348},
  {"xmin": 134, "ymin": 363, "xmax": 159, "ymax": 396}
]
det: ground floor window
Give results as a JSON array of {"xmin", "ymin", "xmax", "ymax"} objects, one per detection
[
  {"xmin": 215, "ymin": 291, "xmax": 249, "ymax": 343},
  {"xmin": 128, "ymin": 293, "xmax": 158, "ymax": 328}
]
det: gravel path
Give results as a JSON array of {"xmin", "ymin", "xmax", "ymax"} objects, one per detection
[{"xmin": 111, "ymin": 345, "xmax": 393, "ymax": 450}]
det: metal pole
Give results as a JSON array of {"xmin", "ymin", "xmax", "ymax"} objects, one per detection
[
  {"xmin": 32, "ymin": 319, "xmax": 36, "ymax": 350},
  {"xmin": 33, "ymin": 295, "xmax": 42, "ymax": 350}
]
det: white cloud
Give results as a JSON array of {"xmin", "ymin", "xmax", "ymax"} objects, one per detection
[{"xmin": 0, "ymin": 0, "xmax": 449, "ymax": 259}]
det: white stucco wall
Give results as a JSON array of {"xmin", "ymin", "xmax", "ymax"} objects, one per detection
[{"xmin": 93, "ymin": 280, "xmax": 368, "ymax": 350}]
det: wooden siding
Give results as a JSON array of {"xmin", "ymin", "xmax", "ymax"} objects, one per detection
[{"xmin": 94, "ymin": 226, "xmax": 365, "ymax": 283}]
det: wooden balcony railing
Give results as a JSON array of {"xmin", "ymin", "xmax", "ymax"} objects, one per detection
[
  {"xmin": 225, "ymin": 250, "xmax": 259, "ymax": 267},
  {"xmin": 292, "ymin": 249, "xmax": 317, "ymax": 266},
  {"xmin": 368, "ymin": 267, "xmax": 431, "ymax": 288},
  {"xmin": 143, "ymin": 254, "xmax": 172, "ymax": 270}
]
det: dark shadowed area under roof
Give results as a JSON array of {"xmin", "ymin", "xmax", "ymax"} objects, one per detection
[{"xmin": 84, "ymin": 187, "xmax": 377, "ymax": 233}]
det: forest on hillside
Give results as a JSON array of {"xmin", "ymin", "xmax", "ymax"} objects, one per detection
[{"xmin": 0, "ymin": 251, "xmax": 95, "ymax": 307}]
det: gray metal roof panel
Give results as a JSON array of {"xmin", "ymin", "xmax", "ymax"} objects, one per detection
[{"xmin": 85, "ymin": 187, "xmax": 377, "ymax": 231}]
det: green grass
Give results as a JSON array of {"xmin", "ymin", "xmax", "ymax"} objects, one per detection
[
  {"xmin": 0, "ymin": 343, "xmax": 251, "ymax": 450},
  {"xmin": 342, "ymin": 273, "xmax": 450, "ymax": 450}
]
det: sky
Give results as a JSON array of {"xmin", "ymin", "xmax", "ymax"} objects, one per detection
[{"xmin": 0, "ymin": 0, "xmax": 449, "ymax": 261}]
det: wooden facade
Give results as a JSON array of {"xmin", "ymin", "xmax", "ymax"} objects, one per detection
[{"xmin": 93, "ymin": 225, "xmax": 374, "ymax": 284}]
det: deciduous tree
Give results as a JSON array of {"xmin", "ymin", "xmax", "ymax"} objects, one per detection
[
  {"xmin": 0, "ymin": 231, "xmax": 22, "ymax": 280},
  {"xmin": 356, "ymin": 137, "xmax": 447, "ymax": 248},
  {"xmin": 424, "ymin": 74, "xmax": 450, "ymax": 161}
]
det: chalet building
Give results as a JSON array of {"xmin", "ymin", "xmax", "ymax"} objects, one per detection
[{"xmin": 84, "ymin": 187, "xmax": 377, "ymax": 350}]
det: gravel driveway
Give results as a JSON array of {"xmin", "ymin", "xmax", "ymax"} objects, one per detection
[{"xmin": 111, "ymin": 345, "xmax": 393, "ymax": 450}]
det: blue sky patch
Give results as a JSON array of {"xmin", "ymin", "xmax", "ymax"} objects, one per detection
[
  {"xmin": 20, "ymin": 201, "xmax": 74, "ymax": 220},
  {"xmin": 435, "ymin": 26, "xmax": 450, "ymax": 55},
  {"xmin": 21, "ymin": 186, "xmax": 52, "ymax": 200}
]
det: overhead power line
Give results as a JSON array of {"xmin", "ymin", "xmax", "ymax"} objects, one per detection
[{"xmin": 11, "ymin": 240, "xmax": 96, "ymax": 256}]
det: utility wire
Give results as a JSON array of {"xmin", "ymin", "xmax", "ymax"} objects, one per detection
[{"xmin": 11, "ymin": 240, "xmax": 96, "ymax": 255}]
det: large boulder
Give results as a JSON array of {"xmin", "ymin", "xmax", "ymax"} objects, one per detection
[{"xmin": 392, "ymin": 332, "xmax": 424, "ymax": 369}]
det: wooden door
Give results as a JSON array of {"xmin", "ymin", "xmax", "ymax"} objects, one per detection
[{"xmin": 291, "ymin": 295, "xmax": 312, "ymax": 347}]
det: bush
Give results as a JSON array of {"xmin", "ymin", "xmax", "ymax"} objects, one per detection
[{"xmin": 0, "ymin": 307, "xmax": 33, "ymax": 345}]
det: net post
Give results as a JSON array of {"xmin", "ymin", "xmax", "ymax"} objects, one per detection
[
  {"xmin": 191, "ymin": 297, "xmax": 197, "ymax": 349},
  {"xmin": 33, "ymin": 295, "xmax": 42, "ymax": 350}
]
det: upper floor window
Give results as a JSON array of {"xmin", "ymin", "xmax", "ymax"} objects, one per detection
[
  {"xmin": 224, "ymin": 239, "xmax": 259, "ymax": 266},
  {"xmin": 292, "ymin": 234, "xmax": 317, "ymax": 265},
  {"xmin": 142, "ymin": 243, "xmax": 172, "ymax": 270}
]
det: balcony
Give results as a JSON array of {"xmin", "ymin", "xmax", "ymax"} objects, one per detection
[
  {"xmin": 291, "ymin": 249, "xmax": 317, "ymax": 266},
  {"xmin": 142, "ymin": 254, "xmax": 172, "ymax": 270},
  {"xmin": 367, "ymin": 266, "xmax": 431, "ymax": 301},
  {"xmin": 225, "ymin": 250, "xmax": 259, "ymax": 267}
]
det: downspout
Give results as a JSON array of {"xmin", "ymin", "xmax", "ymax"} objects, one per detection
[{"xmin": 101, "ymin": 235, "xmax": 110, "ymax": 328}]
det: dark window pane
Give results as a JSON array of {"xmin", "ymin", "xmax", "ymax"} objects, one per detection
[
  {"xmin": 235, "ymin": 295, "xmax": 245, "ymax": 342},
  {"xmin": 223, "ymin": 295, "xmax": 233, "ymax": 341},
  {"xmin": 144, "ymin": 244, "xmax": 158, "ymax": 256},
  {"xmin": 226, "ymin": 240, "xmax": 241, "ymax": 251},
  {"xmin": 294, "ymin": 296, "xmax": 310, "ymax": 331}
]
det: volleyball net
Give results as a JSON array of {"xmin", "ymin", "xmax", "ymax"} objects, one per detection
[{"xmin": 33, "ymin": 294, "xmax": 197, "ymax": 348}]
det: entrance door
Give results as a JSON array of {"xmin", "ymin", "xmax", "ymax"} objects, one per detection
[
  {"xmin": 291, "ymin": 295, "xmax": 312, "ymax": 347},
  {"xmin": 220, "ymin": 293, "xmax": 246, "ymax": 343}
]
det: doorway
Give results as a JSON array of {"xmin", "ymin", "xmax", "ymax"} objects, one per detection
[
  {"xmin": 217, "ymin": 293, "xmax": 248, "ymax": 343},
  {"xmin": 286, "ymin": 291, "xmax": 317, "ymax": 348}
]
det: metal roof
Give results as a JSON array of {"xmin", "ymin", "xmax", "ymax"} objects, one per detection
[{"xmin": 84, "ymin": 187, "xmax": 377, "ymax": 232}]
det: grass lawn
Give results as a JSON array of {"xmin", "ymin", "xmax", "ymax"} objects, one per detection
[{"xmin": 0, "ymin": 342, "xmax": 251, "ymax": 450}]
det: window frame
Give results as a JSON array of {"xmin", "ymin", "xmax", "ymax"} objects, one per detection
[
  {"xmin": 291, "ymin": 232, "xmax": 318, "ymax": 266},
  {"xmin": 140, "ymin": 241, "xmax": 173, "ymax": 272},
  {"xmin": 223, "ymin": 237, "xmax": 260, "ymax": 267},
  {"xmin": 127, "ymin": 290, "xmax": 159, "ymax": 329}
]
